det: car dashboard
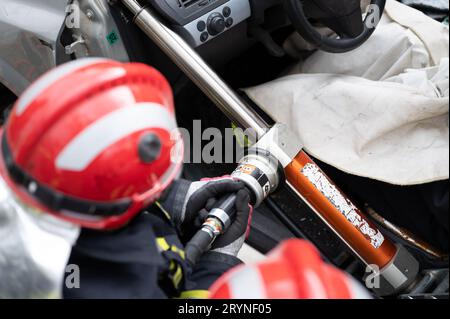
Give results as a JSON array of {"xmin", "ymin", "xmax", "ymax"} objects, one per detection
[{"xmin": 150, "ymin": 0, "xmax": 252, "ymax": 47}]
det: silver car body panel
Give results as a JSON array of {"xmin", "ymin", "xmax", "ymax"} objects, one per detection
[
  {"xmin": 0, "ymin": 0, "xmax": 129, "ymax": 97},
  {"xmin": 0, "ymin": 0, "xmax": 68, "ymax": 96},
  {"xmin": 71, "ymin": 0, "xmax": 129, "ymax": 61}
]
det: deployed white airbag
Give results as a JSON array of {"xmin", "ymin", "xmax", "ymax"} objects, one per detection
[{"xmin": 245, "ymin": 0, "xmax": 449, "ymax": 185}]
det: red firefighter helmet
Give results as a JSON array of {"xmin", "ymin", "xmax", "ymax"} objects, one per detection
[
  {"xmin": 0, "ymin": 58, "xmax": 183, "ymax": 230},
  {"xmin": 210, "ymin": 239, "xmax": 371, "ymax": 299}
]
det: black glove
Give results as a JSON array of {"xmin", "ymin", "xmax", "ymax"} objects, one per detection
[{"xmin": 159, "ymin": 177, "xmax": 247, "ymax": 240}]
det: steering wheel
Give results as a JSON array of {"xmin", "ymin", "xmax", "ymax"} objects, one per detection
[{"xmin": 284, "ymin": 0, "xmax": 387, "ymax": 53}]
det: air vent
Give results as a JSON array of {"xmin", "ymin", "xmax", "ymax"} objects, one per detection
[{"xmin": 178, "ymin": 0, "xmax": 202, "ymax": 8}]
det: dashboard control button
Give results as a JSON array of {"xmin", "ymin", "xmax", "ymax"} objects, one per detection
[
  {"xmin": 208, "ymin": 13, "xmax": 226, "ymax": 36},
  {"xmin": 223, "ymin": 7, "xmax": 231, "ymax": 17},
  {"xmin": 225, "ymin": 17, "xmax": 234, "ymax": 28},
  {"xmin": 197, "ymin": 20, "xmax": 206, "ymax": 32},
  {"xmin": 200, "ymin": 32, "xmax": 209, "ymax": 42}
]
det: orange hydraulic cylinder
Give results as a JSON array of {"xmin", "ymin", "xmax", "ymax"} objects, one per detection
[{"xmin": 285, "ymin": 151, "xmax": 397, "ymax": 268}]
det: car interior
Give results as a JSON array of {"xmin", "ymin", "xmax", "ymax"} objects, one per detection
[{"xmin": 0, "ymin": 0, "xmax": 447, "ymax": 298}]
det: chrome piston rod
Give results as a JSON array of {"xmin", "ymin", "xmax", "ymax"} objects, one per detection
[{"xmin": 121, "ymin": 0, "xmax": 268, "ymax": 138}]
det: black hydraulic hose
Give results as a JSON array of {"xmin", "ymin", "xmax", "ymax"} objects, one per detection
[{"xmin": 185, "ymin": 193, "xmax": 238, "ymax": 266}]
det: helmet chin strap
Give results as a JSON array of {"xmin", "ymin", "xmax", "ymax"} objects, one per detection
[{"xmin": 0, "ymin": 178, "xmax": 80, "ymax": 299}]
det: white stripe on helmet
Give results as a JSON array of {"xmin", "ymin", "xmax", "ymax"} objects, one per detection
[
  {"xmin": 16, "ymin": 58, "xmax": 109, "ymax": 116},
  {"xmin": 347, "ymin": 276, "xmax": 372, "ymax": 299},
  {"xmin": 55, "ymin": 102, "xmax": 177, "ymax": 171},
  {"xmin": 228, "ymin": 266, "xmax": 267, "ymax": 299},
  {"xmin": 303, "ymin": 269, "xmax": 328, "ymax": 298}
]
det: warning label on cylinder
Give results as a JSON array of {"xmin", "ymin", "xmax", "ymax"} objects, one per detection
[
  {"xmin": 236, "ymin": 164, "xmax": 257, "ymax": 175},
  {"xmin": 301, "ymin": 163, "xmax": 385, "ymax": 249}
]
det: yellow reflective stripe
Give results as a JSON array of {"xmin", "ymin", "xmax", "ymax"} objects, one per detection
[
  {"xmin": 168, "ymin": 261, "xmax": 183, "ymax": 288},
  {"xmin": 156, "ymin": 237, "xmax": 185, "ymax": 260},
  {"xmin": 157, "ymin": 237, "xmax": 185, "ymax": 289},
  {"xmin": 173, "ymin": 264, "xmax": 183, "ymax": 288},
  {"xmin": 156, "ymin": 237, "xmax": 171, "ymax": 251},
  {"xmin": 155, "ymin": 201, "xmax": 172, "ymax": 220},
  {"xmin": 179, "ymin": 290, "xmax": 210, "ymax": 299},
  {"xmin": 171, "ymin": 245, "xmax": 186, "ymax": 260}
]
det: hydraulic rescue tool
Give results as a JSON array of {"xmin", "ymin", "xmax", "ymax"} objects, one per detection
[
  {"xmin": 121, "ymin": 0, "xmax": 419, "ymax": 296},
  {"xmin": 185, "ymin": 128, "xmax": 286, "ymax": 265}
]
